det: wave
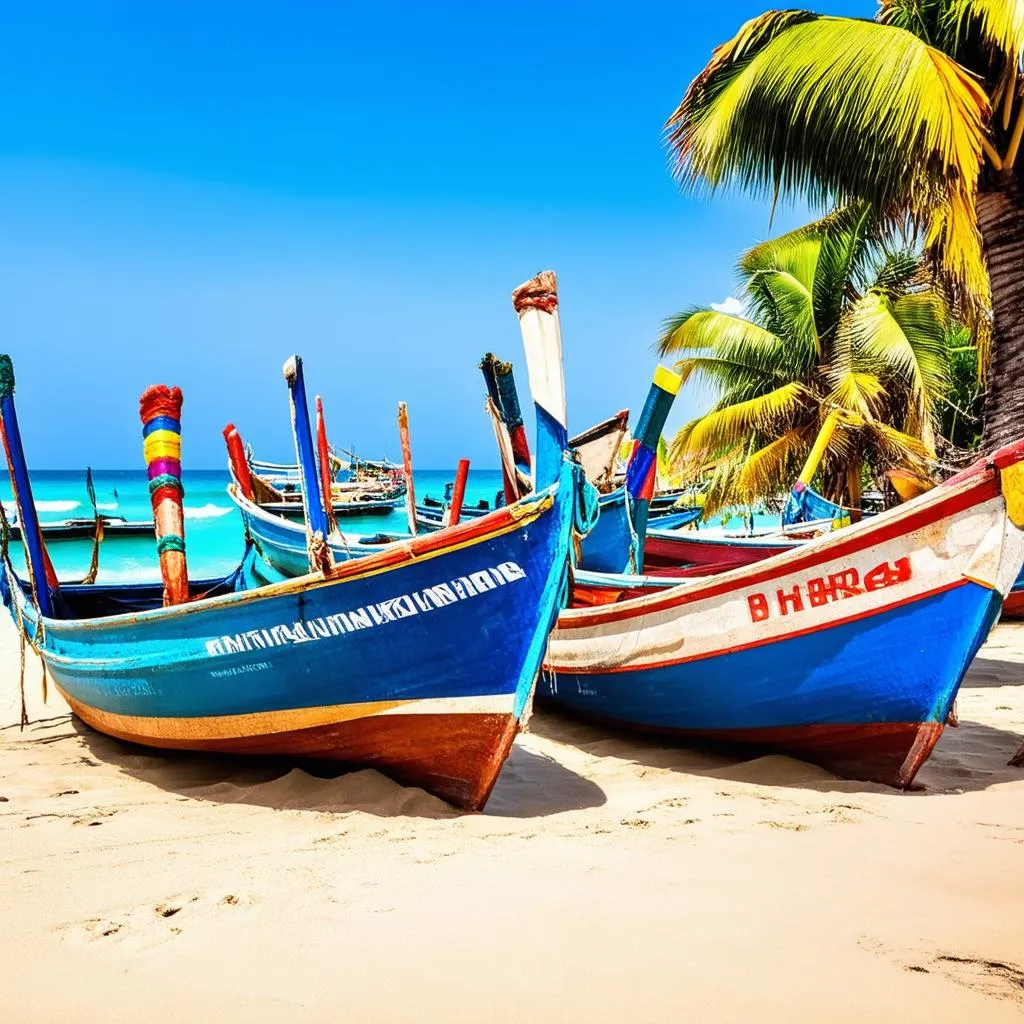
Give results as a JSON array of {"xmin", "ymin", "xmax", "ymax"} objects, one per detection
[
  {"xmin": 33, "ymin": 500, "xmax": 81, "ymax": 513},
  {"xmin": 184, "ymin": 503, "xmax": 233, "ymax": 520}
]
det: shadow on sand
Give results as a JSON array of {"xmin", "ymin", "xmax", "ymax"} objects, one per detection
[
  {"xmin": 57, "ymin": 716, "xmax": 606, "ymax": 819},
  {"xmin": 527, "ymin": 699, "xmax": 1024, "ymax": 798},
  {"xmin": 957, "ymin": 656, "xmax": 1024, "ymax": 688}
]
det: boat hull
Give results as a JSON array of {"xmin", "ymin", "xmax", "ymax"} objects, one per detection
[
  {"xmin": 65, "ymin": 695, "xmax": 518, "ymax": 810},
  {"xmin": 642, "ymin": 529, "xmax": 797, "ymax": 570},
  {"xmin": 545, "ymin": 459, "xmax": 1024, "ymax": 788},
  {"xmin": 11, "ymin": 483, "xmax": 574, "ymax": 810},
  {"xmin": 544, "ymin": 581, "xmax": 1001, "ymax": 786}
]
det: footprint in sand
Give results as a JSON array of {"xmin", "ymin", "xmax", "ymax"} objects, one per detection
[
  {"xmin": 908, "ymin": 954, "xmax": 1024, "ymax": 1005},
  {"xmin": 863, "ymin": 938, "xmax": 1024, "ymax": 1005},
  {"xmin": 61, "ymin": 892, "xmax": 244, "ymax": 947}
]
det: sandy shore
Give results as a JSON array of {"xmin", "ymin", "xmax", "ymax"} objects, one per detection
[{"xmin": 3, "ymin": 617, "xmax": 1024, "ymax": 1022}]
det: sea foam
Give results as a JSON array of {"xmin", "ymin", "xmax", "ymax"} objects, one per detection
[{"xmin": 184, "ymin": 503, "xmax": 233, "ymax": 520}]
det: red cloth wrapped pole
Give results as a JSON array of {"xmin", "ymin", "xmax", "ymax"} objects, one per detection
[
  {"xmin": 315, "ymin": 397, "xmax": 338, "ymax": 534},
  {"xmin": 222, "ymin": 423, "xmax": 254, "ymax": 500},
  {"xmin": 448, "ymin": 458, "xmax": 470, "ymax": 526},
  {"xmin": 140, "ymin": 385, "xmax": 188, "ymax": 606}
]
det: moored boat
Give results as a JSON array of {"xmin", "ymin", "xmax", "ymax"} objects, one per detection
[
  {"xmin": 0, "ymin": 270, "xmax": 588, "ymax": 810},
  {"xmin": 544, "ymin": 441, "xmax": 1024, "ymax": 787}
]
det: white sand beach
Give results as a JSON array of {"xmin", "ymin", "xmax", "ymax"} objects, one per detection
[{"xmin": 3, "ymin": 616, "xmax": 1024, "ymax": 1022}]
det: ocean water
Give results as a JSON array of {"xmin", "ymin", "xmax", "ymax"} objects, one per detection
[
  {"xmin": 0, "ymin": 469, "xmax": 782, "ymax": 585},
  {"xmin": 0, "ymin": 468, "xmax": 507, "ymax": 584}
]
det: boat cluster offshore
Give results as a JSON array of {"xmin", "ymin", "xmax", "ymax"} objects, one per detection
[{"xmin": 3, "ymin": 271, "xmax": 1024, "ymax": 810}]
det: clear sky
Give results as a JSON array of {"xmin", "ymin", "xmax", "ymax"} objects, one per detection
[{"xmin": 0, "ymin": 0, "xmax": 874, "ymax": 469}]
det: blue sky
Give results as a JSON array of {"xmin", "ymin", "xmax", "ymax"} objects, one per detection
[{"xmin": 0, "ymin": 0, "xmax": 874, "ymax": 468}]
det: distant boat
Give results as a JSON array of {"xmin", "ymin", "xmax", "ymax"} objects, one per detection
[
  {"xmin": 544, "ymin": 441, "xmax": 1024, "ymax": 788},
  {"xmin": 244, "ymin": 444, "xmax": 406, "ymax": 521},
  {"xmin": 6, "ymin": 514, "xmax": 155, "ymax": 541}
]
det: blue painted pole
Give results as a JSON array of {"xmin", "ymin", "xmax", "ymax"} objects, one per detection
[
  {"xmin": 282, "ymin": 355, "xmax": 330, "ymax": 567},
  {"xmin": 0, "ymin": 355, "xmax": 55, "ymax": 617},
  {"xmin": 624, "ymin": 365, "xmax": 682, "ymax": 564}
]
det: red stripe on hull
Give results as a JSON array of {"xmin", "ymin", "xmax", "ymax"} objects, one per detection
[
  {"xmin": 1003, "ymin": 591, "xmax": 1024, "ymax": 619},
  {"xmin": 643, "ymin": 535, "xmax": 791, "ymax": 570},
  {"xmin": 539, "ymin": 701, "xmax": 944, "ymax": 788},
  {"xmin": 565, "ymin": 475, "xmax": 1000, "ymax": 629},
  {"xmin": 71, "ymin": 708, "xmax": 518, "ymax": 812}
]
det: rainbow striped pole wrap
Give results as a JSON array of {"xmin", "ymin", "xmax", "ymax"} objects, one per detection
[
  {"xmin": 283, "ymin": 356, "xmax": 331, "ymax": 571},
  {"xmin": 511, "ymin": 271, "xmax": 568, "ymax": 491},
  {"xmin": 139, "ymin": 384, "xmax": 188, "ymax": 606},
  {"xmin": 624, "ymin": 365, "xmax": 682, "ymax": 564},
  {"xmin": 0, "ymin": 355, "xmax": 56, "ymax": 618}
]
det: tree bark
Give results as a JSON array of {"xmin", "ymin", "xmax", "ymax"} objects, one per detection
[{"xmin": 978, "ymin": 180, "xmax": 1024, "ymax": 453}]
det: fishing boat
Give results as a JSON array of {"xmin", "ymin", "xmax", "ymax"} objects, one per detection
[
  {"xmin": 6, "ymin": 514, "xmax": 155, "ymax": 541},
  {"xmin": 470, "ymin": 354, "xmax": 703, "ymax": 573},
  {"xmin": 543, "ymin": 440, "xmax": 1024, "ymax": 787},
  {"xmin": 245, "ymin": 447, "xmax": 405, "ymax": 521},
  {"xmin": 0, "ymin": 270, "xmax": 589, "ymax": 811}
]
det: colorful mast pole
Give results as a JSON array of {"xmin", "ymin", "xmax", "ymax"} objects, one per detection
[
  {"xmin": 315, "ymin": 396, "xmax": 338, "ymax": 535},
  {"xmin": 0, "ymin": 355, "xmax": 56, "ymax": 618},
  {"xmin": 283, "ymin": 356, "xmax": 331, "ymax": 572},
  {"xmin": 398, "ymin": 401, "xmax": 418, "ymax": 535},
  {"xmin": 139, "ymin": 384, "xmax": 189, "ymax": 606},
  {"xmin": 624, "ymin": 365, "xmax": 682, "ymax": 568}
]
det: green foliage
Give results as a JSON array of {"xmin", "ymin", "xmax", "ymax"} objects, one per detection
[
  {"xmin": 665, "ymin": 0, "xmax": 1024, "ymax": 368},
  {"xmin": 938, "ymin": 328, "xmax": 984, "ymax": 450},
  {"xmin": 661, "ymin": 208, "xmax": 973, "ymax": 514}
]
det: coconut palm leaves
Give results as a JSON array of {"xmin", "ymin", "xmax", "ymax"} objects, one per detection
[
  {"xmin": 667, "ymin": 2, "xmax": 1024, "ymax": 321},
  {"xmin": 661, "ymin": 209, "xmax": 957, "ymax": 514}
]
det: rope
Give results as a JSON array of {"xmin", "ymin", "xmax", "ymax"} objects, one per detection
[{"xmin": 156, "ymin": 534, "xmax": 186, "ymax": 555}]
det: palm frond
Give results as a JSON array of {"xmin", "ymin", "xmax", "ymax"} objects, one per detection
[
  {"xmin": 826, "ymin": 371, "xmax": 888, "ymax": 419},
  {"xmin": 950, "ymin": 0, "xmax": 1024, "ymax": 64},
  {"xmin": 735, "ymin": 427, "xmax": 815, "ymax": 503},
  {"xmin": 839, "ymin": 290, "xmax": 950, "ymax": 412},
  {"xmin": 871, "ymin": 249, "xmax": 921, "ymax": 294},
  {"xmin": 666, "ymin": 13, "xmax": 990, "ymax": 303},
  {"xmin": 747, "ymin": 270, "xmax": 821, "ymax": 369},
  {"xmin": 681, "ymin": 381, "xmax": 809, "ymax": 454},
  {"xmin": 657, "ymin": 308, "xmax": 781, "ymax": 362}
]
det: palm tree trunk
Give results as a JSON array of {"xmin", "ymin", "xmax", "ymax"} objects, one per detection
[
  {"xmin": 978, "ymin": 181, "xmax": 1024, "ymax": 453},
  {"xmin": 846, "ymin": 461, "xmax": 862, "ymax": 522}
]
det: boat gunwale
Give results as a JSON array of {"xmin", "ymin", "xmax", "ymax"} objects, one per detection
[
  {"xmin": 12, "ymin": 485, "xmax": 558, "ymax": 634},
  {"xmin": 557, "ymin": 466, "xmax": 1004, "ymax": 628}
]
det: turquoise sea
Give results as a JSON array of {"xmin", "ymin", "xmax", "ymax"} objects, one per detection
[
  {"xmin": 0, "ymin": 469, "xmax": 509, "ymax": 584},
  {"xmin": 0, "ymin": 469, "xmax": 783, "ymax": 584}
]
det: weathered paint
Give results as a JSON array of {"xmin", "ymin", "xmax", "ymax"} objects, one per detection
[{"xmin": 544, "ymin": 453, "xmax": 1024, "ymax": 788}]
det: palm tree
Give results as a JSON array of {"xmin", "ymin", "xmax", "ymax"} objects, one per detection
[
  {"xmin": 665, "ymin": 2, "xmax": 1023, "ymax": 452},
  {"xmin": 659, "ymin": 206, "xmax": 963, "ymax": 515}
]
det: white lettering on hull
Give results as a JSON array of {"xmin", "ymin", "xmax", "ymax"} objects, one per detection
[{"xmin": 204, "ymin": 561, "xmax": 527, "ymax": 658}]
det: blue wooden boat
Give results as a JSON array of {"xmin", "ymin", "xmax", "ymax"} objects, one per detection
[
  {"xmin": 227, "ymin": 488, "xmax": 411, "ymax": 578},
  {"xmin": 0, "ymin": 271, "xmax": 590, "ymax": 811},
  {"xmin": 546, "ymin": 441, "xmax": 1024, "ymax": 787}
]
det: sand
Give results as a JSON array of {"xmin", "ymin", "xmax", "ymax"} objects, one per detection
[{"xmin": 3, "ymin": 616, "xmax": 1024, "ymax": 1023}]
